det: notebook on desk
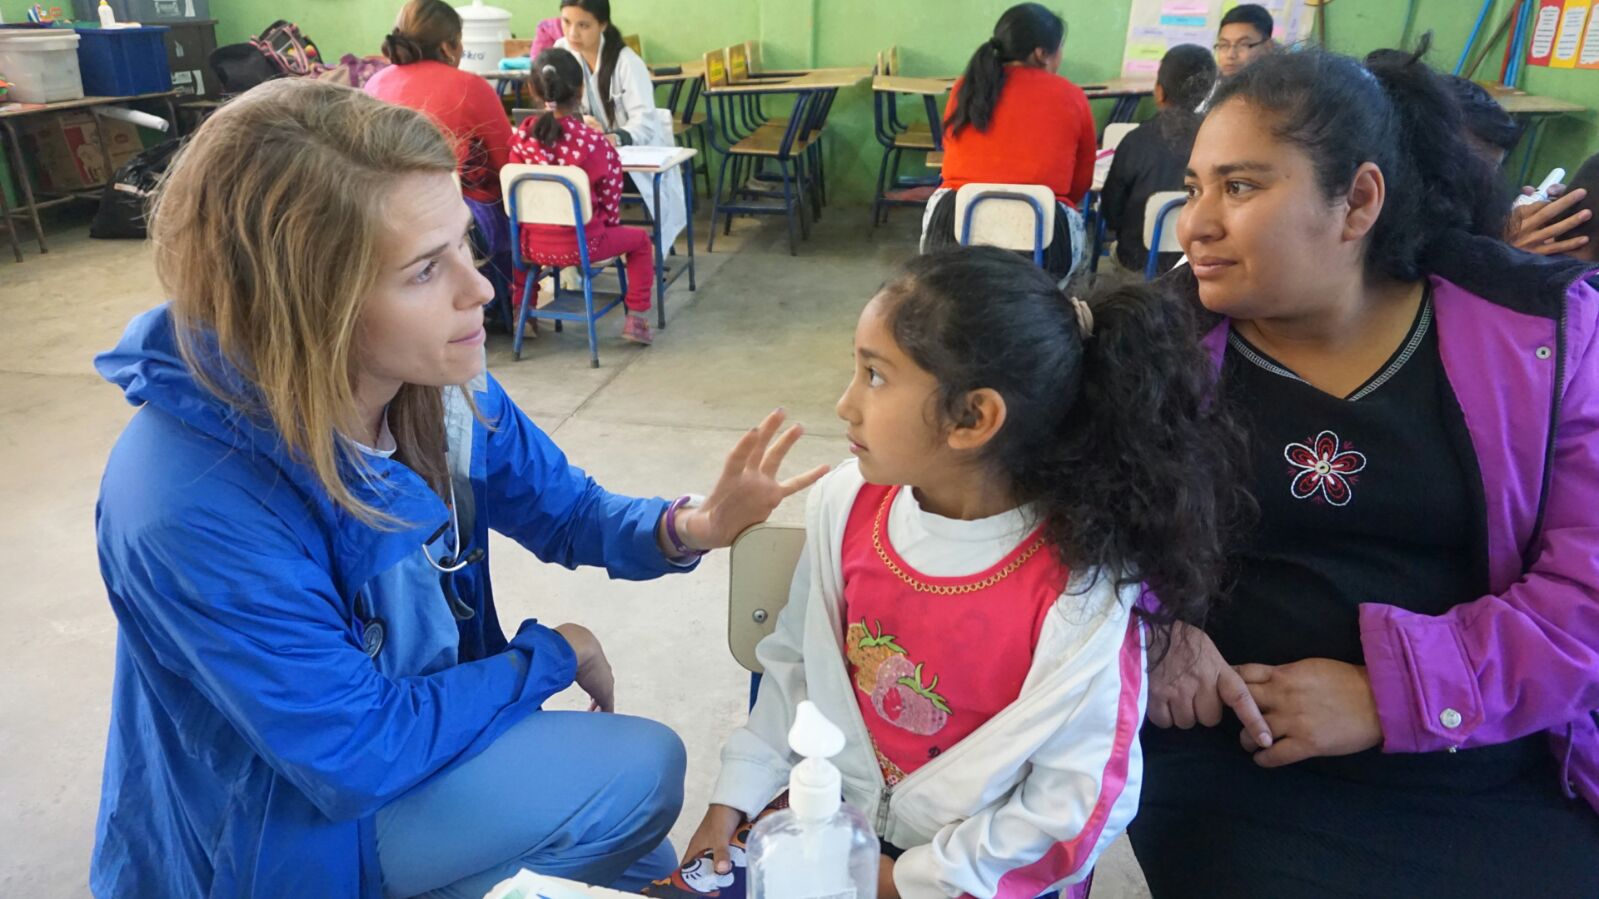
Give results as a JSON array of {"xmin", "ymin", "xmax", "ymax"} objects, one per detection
[{"xmin": 617, "ymin": 145, "xmax": 684, "ymax": 168}]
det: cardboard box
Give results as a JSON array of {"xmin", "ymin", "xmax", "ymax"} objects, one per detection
[
  {"xmin": 20, "ymin": 111, "xmax": 143, "ymax": 193},
  {"xmin": 503, "ymin": 38, "xmax": 532, "ymax": 59}
]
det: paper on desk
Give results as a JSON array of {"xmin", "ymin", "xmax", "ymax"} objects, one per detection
[
  {"xmin": 617, "ymin": 145, "xmax": 683, "ymax": 168},
  {"xmin": 483, "ymin": 869, "xmax": 638, "ymax": 899}
]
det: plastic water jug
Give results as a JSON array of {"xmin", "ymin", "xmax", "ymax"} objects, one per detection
[{"xmin": 458, "ymin": 0, "xmax": 511, "ymax": 75}]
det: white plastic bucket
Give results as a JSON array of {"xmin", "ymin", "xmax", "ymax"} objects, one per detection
[
  {"xmin": 457, "ymin": 0, "xmax": 511, "ymax": 75},
  {"xmin": 0, "ymin": 31, "xmax": 85, "ymax": 103}
]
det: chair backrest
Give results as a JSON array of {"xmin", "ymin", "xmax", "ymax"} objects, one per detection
[
  {"xmin": 1142, "ymin": 190, "xmax": 1187, "ymax": 255},
  {"xmin": 728, "ymin": 523, "xmax": 805, "ymax": 674},
  {"xmin": 500, "ymin": 163, "xmax": 593, "ymax": 227},
  {"xmin": 875, "ymin": 49, "xmax": 884, "ymax": 76},
  {"xmin": 727, "ymin": 42, "xmax": 750, "ymax": 83},
  {"xmin": 889, "ymin": 45, "xmax": 901, "ymax": 77},
  {"xmin": 744, "ymin": 40, "xmax": 762, "ymax": 74},
  {"xmin": 953, "ymin": 183, "xmax": 1057, "ymax": 254},
  {"xmin": 623, "ymin": 33, "xmax": 642, "ymax": 57},
  {"xmin": 1101, "ymin": 122, "xmax": 1138, "ymax": 153},
  {"xmin": 704, "ymin": 48, "xmax": 730, "ymax": 88}
]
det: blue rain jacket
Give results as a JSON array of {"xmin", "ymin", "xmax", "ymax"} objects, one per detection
[{"xmin": 90, "ymin": 304, "xmax": 690, "ymax": 897}]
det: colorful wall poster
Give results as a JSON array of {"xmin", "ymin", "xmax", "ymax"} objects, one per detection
[{"xmin": 1121, "ymin": 0, "xmax": 1316, "ymax": 80}]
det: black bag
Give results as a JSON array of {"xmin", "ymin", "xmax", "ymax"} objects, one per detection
[
  {"xmin": 89, "ymin": 139, "xmax": 184, "ymax": 240},
  {"xmin": 208, "ymin": 20, "xmax": 325, "ymax": 95}
]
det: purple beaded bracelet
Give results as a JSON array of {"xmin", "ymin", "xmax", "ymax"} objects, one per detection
[{"xmin": 664, "ymin": 495, "xmax": 708, "ymax": 559}]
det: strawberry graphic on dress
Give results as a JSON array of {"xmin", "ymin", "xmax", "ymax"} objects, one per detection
[
  {"xmin": 845, "ymin": 618, "xmax": 905, "ymax": 694},
  {"xmin": 869, "ymin": 658, "xmax": 951, "ymax": 736}
]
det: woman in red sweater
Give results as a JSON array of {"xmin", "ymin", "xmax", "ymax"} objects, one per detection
[
  {"xmin": 922, "ymin": 3, "xmax": 1097, "ymax": 281},
  {"xmin": 365, "ymin": 0, "xmax": 511, "ymax": 208}
]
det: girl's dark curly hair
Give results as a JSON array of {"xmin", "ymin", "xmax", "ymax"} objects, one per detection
[{"xmin": 876, "ymin": 246, "xmax": 1250, "ymax": 654}]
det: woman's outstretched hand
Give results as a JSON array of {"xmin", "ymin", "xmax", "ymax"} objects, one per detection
[{"xmin": 675, "ymin": 409, "xmax": 830, "ymax": 551}]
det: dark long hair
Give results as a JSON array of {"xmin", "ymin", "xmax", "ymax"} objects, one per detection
[
  {"xmin": 1210, "ymin": 36, "xmax": 1506, "ymax": 282},
  {"xmin": 877, "ymin": 247, "xmax": 1249, "ymax": 645},
  {"xmin": 948, "ymin": 3, "xmax": 1064, "ymax": 136},
  {"xmin": 560, "ymin": 0, "xmax": 624, "ymax": 122},
  {"xmin": 529, "ymin": 48, "xmax": 583, "ymax": 150},
  {"xmin": 382, "ymin": 0, "xmax": 462, "ymax": 65}
]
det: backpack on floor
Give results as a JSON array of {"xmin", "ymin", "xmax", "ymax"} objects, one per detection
[{"xmin": 89, "ymin": 138, "xmax": 184, "ymax": 240}]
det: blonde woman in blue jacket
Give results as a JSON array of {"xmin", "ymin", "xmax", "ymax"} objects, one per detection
[{"xmin": 90, "ymin": 79, "xmax": 826, "ymax": 898}]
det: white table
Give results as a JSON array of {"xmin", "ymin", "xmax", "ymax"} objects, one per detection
[{"xmin": 619, "ymin": 145, "xmax": 699, "ymax": 326}]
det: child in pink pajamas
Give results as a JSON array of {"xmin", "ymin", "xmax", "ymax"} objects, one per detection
[{"xmin": 509, "ymin": 48, "xmax": 655, "ymax": 345}]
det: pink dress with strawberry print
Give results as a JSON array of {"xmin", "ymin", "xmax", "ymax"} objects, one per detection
[{"xmin": 841, "ymin": 483, "xmax": 1070, "ymax": 785}]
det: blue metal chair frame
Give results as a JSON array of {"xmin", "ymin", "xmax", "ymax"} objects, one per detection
[
  {"xmin": 704, "ymin": 84, "xmax": 816, "ymax": 255},
  {"xmin": 506, "ymin": 171, "xmax": 631, "ymax": 368},
  {"xmin": 871, "ymin": 87, "xmax": 943, "ymax": 226},
  {"xmin": 959, "ymin": 191, "xmax": 1050, "ymax": 268},
  {"xmin": 1144, "ymin": 196, "xmax": 1187, "ymax": 281}
]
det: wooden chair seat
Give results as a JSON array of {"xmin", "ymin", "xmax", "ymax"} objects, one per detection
[
  {"xmin": 894, "ymin": 133, "xmax": 938, "ymax": 151},
  {"xmin": 732, "ymin": 130, "xmax": 812, "ymax": 157}
]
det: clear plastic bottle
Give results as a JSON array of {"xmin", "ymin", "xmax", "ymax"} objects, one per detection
[
  {"xmin": 747, "ymin": 702, "xmax": 879, "ymax": 899},
  {"xmin": 97, "ymin": 0, "xmax": 117, "ymax": 28}
]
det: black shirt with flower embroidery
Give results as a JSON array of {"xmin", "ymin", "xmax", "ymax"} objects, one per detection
[{"xmin": 1207, "ymin": 290, "xmax": 1484, "ymax": 668}]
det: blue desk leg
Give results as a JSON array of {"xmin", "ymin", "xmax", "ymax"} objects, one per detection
[
  {"xmin": 653, "ymin": 172, "xmax": 667, "ymax": 329},
  {"xmin": 1516, "ymin": 116, "xmax": 1547, "ymax": 190},
  {"xmin": 684, "ymin": 161, "xmax": 697, "ymax": 291}
]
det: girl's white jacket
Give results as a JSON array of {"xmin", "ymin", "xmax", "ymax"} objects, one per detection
[{"xmin": 711, "ymin": 461, "xmax": 1148, "ymax": 899}]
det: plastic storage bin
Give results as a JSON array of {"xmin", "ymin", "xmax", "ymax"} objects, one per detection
[
  {"xmin": 0, "ymin": 31, "xmax": 85, "ymax": 103},
  {"xmin": 75, "ymin": 25, "xmax": 171, "ymax": 96},
  {"xmin": 71, "ymin": 0, "xmax": 211, "ymax": 24}
]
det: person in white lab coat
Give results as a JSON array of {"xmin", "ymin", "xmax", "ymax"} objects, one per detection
[{"xmin": 554, "ymin": 0, "xmax": 686, "ymax": 257}]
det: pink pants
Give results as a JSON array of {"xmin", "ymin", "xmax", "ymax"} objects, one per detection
[{"xmin": 515, "ymin": 223, "xmax": 654, "ymax": 313}]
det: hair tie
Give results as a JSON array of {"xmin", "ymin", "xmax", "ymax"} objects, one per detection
[
  {"xmin": 1071, "ymin": 297, "xmax": 1095, "ymax": 339},
  {"xmin": 544, "ymin": 101, "xmax": 560, "ymax": 111},
  {"xmin": 541, "ymin": 64, "xmax": 557, "ymax": 78},
  {"xmin": 988, "ymin": 37, "xmax": 1004, "ymax": 52}
]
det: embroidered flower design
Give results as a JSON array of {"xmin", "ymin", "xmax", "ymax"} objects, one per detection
[{"xmin": 1284, "ymin": 430, "xmax": 1366, "ymax": 506}]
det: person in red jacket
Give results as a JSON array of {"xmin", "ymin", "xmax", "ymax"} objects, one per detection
[
  {"xmin": 365, "ymin": 0, "xmax": 511, "ymax": 207},
  {"xmin": 921, "ymin": 3, "xmax": 1097, "ymax": 281}
]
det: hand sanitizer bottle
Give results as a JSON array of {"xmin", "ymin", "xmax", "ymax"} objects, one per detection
[
  {"xmin": 97, "ymin": 0, "xmax": 118, "ymax": 28},
  {"xmin": 747, "ymin": 702, "xmax": 879, "ymax": 899}
]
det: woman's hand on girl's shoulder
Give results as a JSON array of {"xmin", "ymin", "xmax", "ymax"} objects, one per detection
[
  {"xmin": 1147, "ymin": 622, "xmax": 1273, "ymax": 749},
  {"xmin": 677, "ymin": 409, "xmax": 830, "ymax": 551}
]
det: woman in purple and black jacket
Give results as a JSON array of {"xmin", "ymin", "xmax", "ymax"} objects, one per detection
[{"xmin": 1129, "ymin": 44, "xmax": 1599, "ymax": 895}]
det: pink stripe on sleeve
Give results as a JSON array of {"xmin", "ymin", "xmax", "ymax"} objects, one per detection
[{"xmin": 988, "ymin": 617, "xmax": 1144, "ymax": 899}]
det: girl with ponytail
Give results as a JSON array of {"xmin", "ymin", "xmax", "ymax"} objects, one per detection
[
  {"xmin": 681, "ymin": 246, "xmax": 1244, "ymax": 896},
  {"xmin": 1132, "ymin": 42, "xmax": 1599, "ymax": 896},
  {"xmin": 508, "ymin": 49, "xmax": 658, "ymax": 344},
  {"xmin": 922, "ymin": 3, "xmax": 1098, "ymax": 281}
]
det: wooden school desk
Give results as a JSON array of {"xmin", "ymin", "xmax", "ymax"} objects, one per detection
[
  {"xmin": 1485, "ymin": 86, "xmax": 1587, "ymax": 186},
  {"xmin": 0, "ymin": 91, "xmax": 180, "ymax": 259},
  {"xmin": 619, "ymin": 145, "xmax": 698, "ymax": 325}
]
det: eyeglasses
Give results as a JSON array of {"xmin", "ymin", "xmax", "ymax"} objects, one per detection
[{"xmin": 1213, "ymin": 39, "xmax": 1265, "ymax": 56}]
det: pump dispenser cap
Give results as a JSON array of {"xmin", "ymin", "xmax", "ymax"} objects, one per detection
[{"xmin": 788, "ymin": 701, "xmax": 846, "ymax": 820}]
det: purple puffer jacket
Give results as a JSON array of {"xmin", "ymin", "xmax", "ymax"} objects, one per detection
[{"xmin": 1189, "ymin": 231, "xmax": 1599, "ymax": 814}]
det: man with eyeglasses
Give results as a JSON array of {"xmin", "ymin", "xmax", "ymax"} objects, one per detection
[{"xmin": 1213, "ymin": 3, "xmax": 1274, "ymax": 78}]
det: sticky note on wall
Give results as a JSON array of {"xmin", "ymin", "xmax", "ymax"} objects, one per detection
[{"xmin": 1552, "ymin": 0, "xmax": 1591, "ymax": 68}]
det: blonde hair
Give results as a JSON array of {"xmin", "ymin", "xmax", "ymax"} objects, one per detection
[{"xmin": 151, "ymin": 78, "xmax": 460, "ymax": 524}]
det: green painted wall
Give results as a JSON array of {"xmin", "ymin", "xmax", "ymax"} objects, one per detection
[
  {"xmin": 4, "ymin": 0, "xmax": 1596, "ymax": 210},
  {"xmin": 200, "ymin": 0, "xmax": 1595, "ymax": 205}
]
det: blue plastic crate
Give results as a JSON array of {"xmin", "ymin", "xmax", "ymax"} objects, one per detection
[{"xmin": 74, "ymin": 25, "xmax": 171, "ymax": 96}]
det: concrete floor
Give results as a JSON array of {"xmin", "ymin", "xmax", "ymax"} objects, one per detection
[{"xmin": 0, "ymin": 207, "xmax": 1149, "ymax": 897}]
